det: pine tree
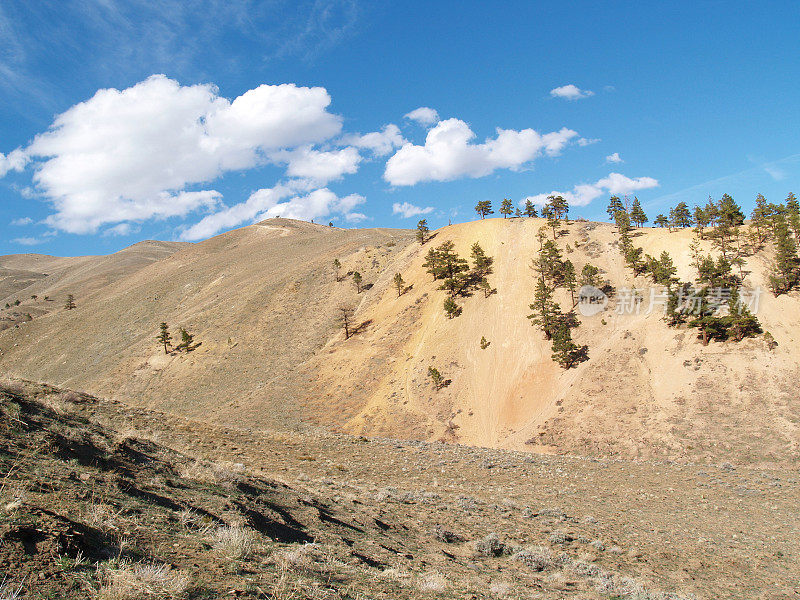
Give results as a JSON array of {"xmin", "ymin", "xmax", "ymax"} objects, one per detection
[
  {"xmin": 654, "ymin": 214, "xmax": 668, "ymax": 228},
  {"xmin": 768, "ymin": 213, "xmax": 800, "ymax": 295},
  {"xmin": 393, "ymin": 273, "xmax": 406, "ymax": 297},
  {"xmin": 423, "ymin": 247, "xmax": 442, "ymax": 280},
  {"xmin": 157, "ymin": 322, "xmax": 172, "ymax": 354},
  {"xmin": 428, "ymin": 366, "xmax": 445, "ymax": 390},
  {"xmin": 524, "ymin": 199, "xmax": 538, "ymax": 218},
  {"xmin": 580, "ymin": 263, "xmax": 601, "ymax": 288},
  {"xmin": 542, "ymin": 204, "xmax": 559, "ymax": 239},
  {"xmin": 499, "ymin": 198, "xmax": 514, "ymax": 218},
  {"xmin": 550, "ymin": 317, "xmax": 581, "ymax": 369},
  {"xmin": 514, "ymin": 208, "xmax": 522, "ymax": 218},
  {"xmin": 630, "ymin": 197, "xmax": 648, "ymax": 227},
  {"xmin": 563, "ymin": 260, "xmax": 577, "ymax": 305},
  {"xmin": 672, "ymin": 202, "xmax": 693, "ymax": 228},
  {"xmin": 416, "ymin": 219, "xmax": 430, "ymax": 244},
  {"xmin": 64, "ymin": 294, "xmax": 76, "ymax": 310},
  {"xmin": 751, "ymin": 194, "xmax": 770, "ymax": 245},
  {"xmin": 339, "ymin": 306, "xmax": 354, "ymax": 339},
  {"xmin": 704, "ymin": 197, "xmax": 719, "ymax": 226},
  {"xmin": 480, "ymin": 336, "xmax": 490, "ymax": 349},
  {"xmin": 333, "ymin": 258, "xmax": 342, "ymax": 282},
  {"xmin": 443, "ymin": 297, "xmax": 461, "ymax": 318},
  {"xmin": 711, "ymin": 194, "xmax": 745, "ymax": 258},
  {"xmin": 353, "ymin": 271, "xmax": 363, "ymax": 293},
  {"xmin": 537, "ymin": 240, "xmax": 565, "ymax": 288},
  {"xmin": 550, "ymin": 195, "xmax": 569, "ymax": 223},
  {"xmin": 475, "ymin": 200, "xmax": 493, "ymax": 219},
  {"xmin": 607, "ymin": 196, "xmax": 625, "ymax": 221},
  {"xmin": 527, "ymin": 276, "xmax": 559, "ymax": 340},
  {"xmin": 435, "ymin": 241, "xmax": 470, "ymax": 296},
  {"xmin": 785, "ymin": 193, "xmax": 800, "ymax": 240},
  {"xmin": 470, "ymin": 242, "xmax": 493, "ymax": 277},
  {"xmin": 693, "ymin": 205, "xmax": 709, "ymax": 239},
  {"xmin": 176, "ymin": 327, "xmax": 195, "ymax": 352}
]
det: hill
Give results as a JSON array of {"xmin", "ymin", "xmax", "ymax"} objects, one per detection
[
  {"xmin": 0, "ymin": 217, "xmax": 798, "ymax": 466},
  {"xmin": 2, "ymin": 378, "xmax": 796, "ymax": 599}
]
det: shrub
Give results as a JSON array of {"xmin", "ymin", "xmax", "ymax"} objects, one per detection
[
  {"xmin": 98, "ymin": 561, "xmax": 189, "ymax": 600},
  {"xmin": 475, "ymin": 533, "xmax": 509, "ymax": 557},
  {"xmin": 211, "ymin": 526, "xmax": 258, "ymax": 559},
  {"xmin": 511, "ymin": 546, "xmax": 553, "ymax": 571}
]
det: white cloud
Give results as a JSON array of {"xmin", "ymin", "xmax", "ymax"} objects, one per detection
[
  {"xmin": 384, "ymin": 118, "xmax": 578, "ymax": 186},
  {"xmin": 24, "ymin": 75, "xmax": 343, "ymax": 233},
  {"xmin": 605, "ymin": 152, "xmax": 623, "ymax": 163},
  {"xmin": 404, "ymin": 107, "xmax": 439, "ymax": 126},
  {"xmin": 179, "ymin": 185, "xmax": 364, "ymax": 241},
  {"xmin": 10, "ymin": 217, "xmax": 32, "ymax": 226},
  {"xmin": 102, "ymin": 222, "xmax": 139, "ymax": 237},
  {"xmin": 523, "ymin": 172, "xmax": 659, "ymax": 207},
  {"xmin": 271, "ymin": 145, "xmax": 361, "ymax": 186},
  {"xmin": 550, "ymin": 84, "xmax": 594, "ymax": 101},
  {"xmin": 577, "ymin": 137, "xmax": 600, "ymax": 146},
  {"xmin": 12, "ymin": 236, "xmax": 42, "ymax": 246},
  {"xmin": 392, "ymin": 202, "xmax": 434, "ymax": 218},
  {"xmin": 342, "ymin": 124, "xmax": 405, "ymax": 156},
  {"xmin": 0, "ymin": 148, "xmax": 28, "ymax": 177}
]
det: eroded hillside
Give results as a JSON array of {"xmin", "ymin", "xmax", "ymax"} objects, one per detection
[{"xmin": 1, "ymin": 217, "xmax": 798, "ymax": 465}]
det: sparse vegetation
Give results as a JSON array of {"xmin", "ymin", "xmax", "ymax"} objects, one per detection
[
  {"xmin": 416, "ymin": 219, "xmax": 430, "ymax": 244},
  {"xmin": 64, "ymin": 294, "xmax": 76, "ymax": 310},
  {"xmin": 156, "ymin": 322, "xmax": 171, "ymax": 354},
  {"xmin": 393, "ymin": 272, "xmax": 406, "ymax": 297}
]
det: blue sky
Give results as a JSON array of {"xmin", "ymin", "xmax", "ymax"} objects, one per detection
[{"xmin": 1, "ymin": 1, "xmax": 798, "ymax": 256}]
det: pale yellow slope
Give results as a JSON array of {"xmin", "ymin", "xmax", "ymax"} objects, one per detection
[{"xmin": 307, "ymin": 218, "xmax": 800, "ymax": 465}]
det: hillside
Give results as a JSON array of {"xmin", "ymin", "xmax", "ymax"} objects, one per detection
[
  {"xmin": 1, "ymin": 217, "xmax": 798, "ymax": 466},
  {"xmin": 2, "ymin": 379, "xmax": 796, "ymax": 599}
]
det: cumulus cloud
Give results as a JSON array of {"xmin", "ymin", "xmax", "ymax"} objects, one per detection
[
  {"xmin": 270, "ymin": 145, "xmax": 361, "ymax": 186},
  {"xmin": 523, "ymin": 172, "xmax": 659, "ymax": 207},
  {"xmin": 550, "ymin": 84, "xmax": 594, "ymax": 100},
  {"xmin": 342, "ymin": 124, "xmax": 405, "ymax": 156},
  {"xmin": 384, "ymin": 119, "xmax": 578, "ymax": 186},
  {"xmin": 605, "ymin": 152, "xmax": 623, "ymax": 163},
  {"xmin": 0, "ymin": 148, "xmax": 28, "ymax": 177},
  {"xmin": 392, "ymin": 202, "xmax": 434, "ymax": 218},
  {"xmin": 179, "ymin": 185, "xmax": 364, "ymax": 241},
  {"xmin": 404, "ymin": 107, "xmax": 439, "ymax": 126},
  {"xmin": 23, "ymin": 74, "xmax": 343, "ymax": 233}
]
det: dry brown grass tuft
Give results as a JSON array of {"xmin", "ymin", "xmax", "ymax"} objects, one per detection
[
  {"xmin": 210, "ymin": 525, "xmax": 259, "ymax": 559},
  {"xmin": 98, "ymin": 562, "xmax": 189, "ymax": 600}
]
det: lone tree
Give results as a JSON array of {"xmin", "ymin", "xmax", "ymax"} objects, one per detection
[
  {"xmin": 443, "ymin": 296, "xmax": 462, "ymax": 318},
  {"xmin": 339, "ymin": 306, "xmax": 355, "ymax": 339},
  {"xmin": 480, "ymin": 336, "xmax": 490, "ymax": 349},
  {"xmin": 393, "ymin": 272, "xmax": 406, "ymax": 297},
  {"xmin": 416, "ymin": 219, "xmax": 430, "ymax": 244},
  {"xmin": 499, "ymin": 198, "xmax": 514, "ymax": 218},
  {"xmin": 64, "ymin": 294, "xmax": 76, "ymax": 310},
  {"xmin": 630, "ymin": 197, "xmax": 648, "ymax": 227},
  {"xmin": 475, "ymin": 200, "xmax": 493, "ymax": 219},
  {"xmin": 333, "ymin": 258, "xmax": 342, "ymax": 282},
  {"xmin": 176, "ymin": 327, "xmax": 196, "ymax": 352},
  {"xmin": 157, "ymin": 322, "xmax": 172, "ymax": 354},
  {"xmin": 524, "ymin": 199, "xmax": 538, "ymax": 218},
  {"xmin": 428, "ymin": 366, "xmax": 445, "ymax": 390},
  {"xmin": 352, "ymin": 271, "xmax": 363, "ymax": 293}
]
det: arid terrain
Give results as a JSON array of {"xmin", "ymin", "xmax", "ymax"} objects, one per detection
[
  {"xmin": 1, "ymin": 217, "xmax": 798, "ymax": 465},
  {"xmin": 0, "ymin": 217, "xmax": 798, "ymax": 598},
  {"xmin": 1, "ymin": 379, "xmax": 797, "ymax": 599}
]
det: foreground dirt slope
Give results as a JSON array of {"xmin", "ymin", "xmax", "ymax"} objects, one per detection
[
  {"xmin": 2, "ymin": 379, "xmax": 796, "ymax": 599},
  {"xmin": 0, "ymin": 219, "xmax": 412, "ymax": 426}
]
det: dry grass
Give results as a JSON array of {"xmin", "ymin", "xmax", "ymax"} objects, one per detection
[
  {"xmin": 98, "ymin": 562, "xmax": 189, "ymax": 600},
  {"xmin": 180, "ymin": 459, "xmax": 243, "ymax": 489},
  {"xmin": 210, "ymin": 525, "xmax": 259, "ymax": 559}
]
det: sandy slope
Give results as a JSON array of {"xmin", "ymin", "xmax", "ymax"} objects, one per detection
[{"xmin": 1, "ymin": 217, "xmax": 798, "ymax": 465}]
